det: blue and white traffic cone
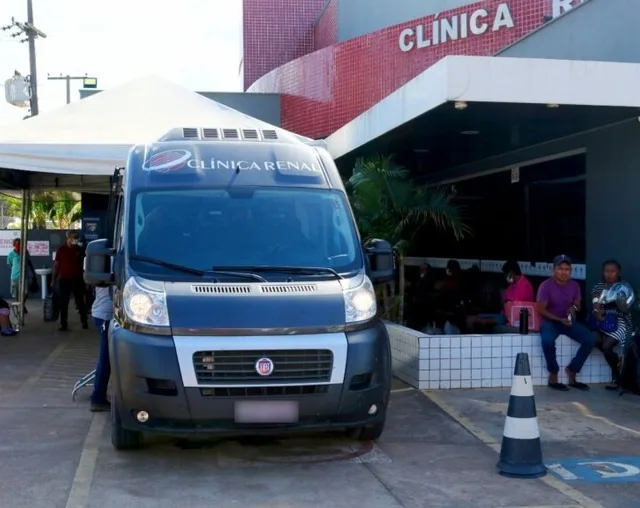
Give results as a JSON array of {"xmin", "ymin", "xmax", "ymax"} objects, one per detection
[{"xmin": 497, "ymin": 353, "xmax": 547, "ymax": 478}]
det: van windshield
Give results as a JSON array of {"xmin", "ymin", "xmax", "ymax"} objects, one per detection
[{"xmin": 128, "ymin": 187, "xmax": 363, "ymax": 277}]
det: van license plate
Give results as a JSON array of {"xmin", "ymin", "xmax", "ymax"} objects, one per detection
[{"xmin": 234, "ymin": 401, "xmax": 299, "ymax": 423}]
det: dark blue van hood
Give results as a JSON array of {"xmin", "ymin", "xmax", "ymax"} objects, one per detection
[{"xmin": 164, "ymin": 280, "xmax": 347, "ymax": 330}]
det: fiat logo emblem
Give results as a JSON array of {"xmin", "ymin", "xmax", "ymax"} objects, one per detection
[{"xmin": 255, "ymin": 357, "xmax": 274, "ymax": 376}]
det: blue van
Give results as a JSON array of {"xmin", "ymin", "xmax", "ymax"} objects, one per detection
[{"xmin": 84, "ymin": 126, "xmax": 394, "ymax": 450}]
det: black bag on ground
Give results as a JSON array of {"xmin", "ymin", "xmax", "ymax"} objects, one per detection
[
  {"xmin": 618, "ymin": 336, "xmax": 640, "ymax": 395},
  {"xmin": 43, "ymin": 293, "xmax": 59, "ymax": 322}
]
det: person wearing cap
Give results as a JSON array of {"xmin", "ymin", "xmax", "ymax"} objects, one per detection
[
  {"xmin": 536, "ymin": 255, "xmax": 595, "ymax": 391},
  {"xmin": 51, "ymin": 231, "xmax": 88, "ymax": 331}
]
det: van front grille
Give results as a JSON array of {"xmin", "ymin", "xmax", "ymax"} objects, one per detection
[{"xmin": 193, "ymin": 349, "xmax": 333, "ymax": 384}]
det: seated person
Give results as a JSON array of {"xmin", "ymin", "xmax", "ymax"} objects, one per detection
[
  {"xmin": 491, "ymin": 260, "xmax": 537, "ymax": 333},
  {"xmin": 589, "ymin": 259, "xmax": 635, "ymax": 390},
  {"xmin": 435, "ymin": 260, "xmax": 465, "ymax": 334},
  {"xmin": 536, "ymin": 255, "xmax": 595, "ymax": 391},
  {"xmin": 0, "ymin": 298, "xmax": 17, "ymax": 336},
  {"xmin": 502, "ymin": 259, "xmax": 534, "ymax": 303},
  {"xmin": 407, "ymin": 263, "xmax": 438, "ymax": 330},
  {"xmin": 465, "ymin": 276, "xmax": 507, "ymax": 333}
]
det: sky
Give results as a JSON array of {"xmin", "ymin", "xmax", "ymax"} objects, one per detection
[{"xmin": 0, "ymin": 0, "xmax": 243, "ymax": 126}]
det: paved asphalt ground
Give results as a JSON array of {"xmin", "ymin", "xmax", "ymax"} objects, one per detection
[{"xmin": 0, "ymin": 302, "xmax": 639, "ymax": 508}]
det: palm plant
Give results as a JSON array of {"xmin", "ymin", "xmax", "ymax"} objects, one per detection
[
  {"xmin": 345, "ymin": 154, "xmax": 470, "ymax": 323},
  {"xmin": 5, "ymin": 191, "xmax": 82, "ymax": 229}
]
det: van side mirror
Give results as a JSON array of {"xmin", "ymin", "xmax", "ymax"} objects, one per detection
[
  {"xmin": 364, "ymin": 238, "xmax": 395, "ymax": 283},
  {"xmin": 83, "ymin": 238, "xmax": 115, "ymax": 286}
]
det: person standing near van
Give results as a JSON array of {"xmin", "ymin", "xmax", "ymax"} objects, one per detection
[
  {"xmin": 89, "ymin": 284, "xmax": 113, "ymax": 412},
  {"xmin": 7, "ymin": 238, "xmax": 36, "ymax": 315},
  {"xmin": 52, "ymin": 231, "xmax": 88, "ymax": 331}
]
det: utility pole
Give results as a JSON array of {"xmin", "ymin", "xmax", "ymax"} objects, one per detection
[
  {"xmin": 47, "ymin": 74, "xmax": 98, "ymax": 104},
  {"xmin": 1, "ymin": 0, "xmax": 46, "ymax": 116}
]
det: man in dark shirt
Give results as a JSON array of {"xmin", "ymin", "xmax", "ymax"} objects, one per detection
[{"xmin": 52, "ymin": 231, "xmax": 88, "ymax": 331}]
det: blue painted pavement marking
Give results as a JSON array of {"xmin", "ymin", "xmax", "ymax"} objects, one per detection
[{"xmin": 548, "ymin": 457, "xmax": 640, "ymax": 483}]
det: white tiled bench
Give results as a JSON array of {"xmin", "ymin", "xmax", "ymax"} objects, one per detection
[{"xmin": 386, "ymin": 322, "xmax": 612, "ymax": 390}]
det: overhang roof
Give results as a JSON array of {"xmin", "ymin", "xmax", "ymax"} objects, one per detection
[{"xmin": 326, "ymin": 55, "xmax": 640, "ymax": 160}]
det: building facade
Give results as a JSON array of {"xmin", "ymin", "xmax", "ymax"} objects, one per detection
[{"xmin": 243, "ymin": 0, "xmax": 586, "ymax": 139}]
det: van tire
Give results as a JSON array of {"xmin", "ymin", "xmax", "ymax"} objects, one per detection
[
  {"xmin": 351, "ymin": 419, "xmax": 385, "ymax": 441},
  {"xmin": 111, "ymin": 406, "xmax": 143, "ymax": 451}
]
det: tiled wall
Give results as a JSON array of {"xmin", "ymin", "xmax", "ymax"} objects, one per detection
[
  {"xmin": 246, "ymin": 0, "xmax": 582, "ymax": 139},
  {"xmin": 314, "ymin": 0, "xmax": 339, "ymax": 51},
  {"xmin": 242, "ymin": 0, "xmax": 326, "ymax": 91},
  {"xmin": 387, "ymin": 323, "xmax": 612, "ymax": 390}
]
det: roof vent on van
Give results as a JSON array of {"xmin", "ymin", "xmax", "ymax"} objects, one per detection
[
  {"xmin": 202, "ymin": 128, "xmax": 220, "ymax": 139},
  {"xmin": 241, "ymin": 129, "xmax": 259, "ymax": 140},
  {"xmin": 222, "ymin": 128, "xmax": 240, "ymax": 139},
  {"xmin": 262, "ymin": 129, "xmax": 278, "ymax": 140},
  {"xmin": 182, "ymin": 127, "xmax": 199, "ymax": 138}
]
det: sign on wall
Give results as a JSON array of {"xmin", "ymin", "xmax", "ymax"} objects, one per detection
[
  {"xmin": 398, "ymin": 0, "xmax": 588, "ymax": 52},
  {"xmin": 0, "ymin": 231, "xmax": 21, "ymax": 256},
  {"xmin": 0, "ymin": 231, "xmax": 51, "ymax": 257},
  {"xmin": 27, "ymin": 241, "xmax": 50, "ymax": 257},
  {"xmin": 399, "ymin": 2, "xmax": 515, "ymax": 52}
]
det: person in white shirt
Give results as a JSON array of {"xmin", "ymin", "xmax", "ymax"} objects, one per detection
[{"xmin": 89, "ymin": 285, "xmax": 113, "ymax": 412}]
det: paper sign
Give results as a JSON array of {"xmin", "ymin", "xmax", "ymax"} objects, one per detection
[
  {"xmin": 0, "ymin": 230, "xmax": 21, "ymax": 256},
  {"xmin": 27, "ymin": 240, "xmax": 50, "ymax": 257}
]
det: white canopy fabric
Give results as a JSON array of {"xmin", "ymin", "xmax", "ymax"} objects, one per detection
[{"xmin": 0, "ymin": 75, "xmax": 317, "ymax": 176}]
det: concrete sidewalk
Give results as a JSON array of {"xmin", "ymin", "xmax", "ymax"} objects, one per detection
[{"xmin": 1, "ymin": 304, "xmax": 638, "ymax": 508}]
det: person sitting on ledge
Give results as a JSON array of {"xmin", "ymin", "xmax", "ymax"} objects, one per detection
[
  {"xmin": 589, "ymin": 259, "xmax": 635, "ymax": 391},
  {"xmin": 536, "ymin": 255, "xmax": 595, "ymax": 391},
  {"xmin": 502, "ymin": 259, "xmax": 534, "ymax": 303},
  {"xmin": 489, "ymin": 260, "xmax": 536, "ymax": 334}
]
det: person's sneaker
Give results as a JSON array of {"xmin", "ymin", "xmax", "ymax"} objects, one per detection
[
  {"xmin": 1, "ymin": 329, "xmax": 16, "ymax": 336},
  {"xmin": 90, "ymin": 401, "xmax": 111, "ymax": 412},
  {"xmin": 58, "ymin": 325, "xmax": 69, "ymax": 332}
]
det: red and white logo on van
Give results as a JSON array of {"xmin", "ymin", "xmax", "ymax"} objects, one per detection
[
  {"xmin": 255, "ymin": 357, "xmax": 274, "ymax": 376},
  {"xmin": 142, "ymin": 149, "xmax": 192, "ymax": 173}
]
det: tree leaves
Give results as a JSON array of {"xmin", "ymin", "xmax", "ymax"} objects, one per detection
[
  {"xmin": 346, "ymin": 154, "xmax": 470, "ymax": 255},
  {"xmin": 4, "ymin": 191, "xmax": 82, "ymax": 229}
]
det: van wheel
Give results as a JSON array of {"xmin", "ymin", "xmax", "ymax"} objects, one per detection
[
  {"xmin": 111, "ymin": 406, "xmax": 143, "ymax": 451},
  {"xmin": 351, "ymin": 419, "xmax": 386, "ymax": 441}
]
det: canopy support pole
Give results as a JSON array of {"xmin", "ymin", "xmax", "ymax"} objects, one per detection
[{"xmin": 18, "ymin": 190, "xmax": 31, "ymax": 327}]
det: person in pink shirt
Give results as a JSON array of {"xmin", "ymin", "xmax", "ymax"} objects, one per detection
[{"xmin": 502, "ymin": 260, "xmax": 535, "ymax": 303}]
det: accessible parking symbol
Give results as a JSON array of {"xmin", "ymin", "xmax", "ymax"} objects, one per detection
[{"xmin": 548, "ymin": 457, "xmax": 640, "ymax": 483}]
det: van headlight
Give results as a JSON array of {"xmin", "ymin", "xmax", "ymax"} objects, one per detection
[
  {"xmin": 344, "ymin": 276, "xmax": 377, "ymax": 323},
  {"xmin": 123, "ymin": 276, "xmax": 170, "ymax": 328}
]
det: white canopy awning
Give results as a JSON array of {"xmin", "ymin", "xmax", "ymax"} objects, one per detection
[
  {"xmin": 0, "ymin": 75, "xmax": 317, "ymax": 176},
  {"xmin": 326, "ymin": 55, "xmax": 640, "ymax": 160}
]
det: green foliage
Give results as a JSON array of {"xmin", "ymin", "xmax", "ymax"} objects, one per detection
[
  {"xmin": 5, "ymin": 191, "xmax": 82, "ymax": 229},
  {"xmin": 345, "ymin": 154, "xmax": 470, "ymax": 255}
]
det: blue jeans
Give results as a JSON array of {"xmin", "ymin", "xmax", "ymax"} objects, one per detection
[
  {"xmin": 539, "ymin": 320, "xmax": 596, "ymax": 374},
  {"xmin": 90, "ymin": 317, "xmax": 111, "ymax": 404}
]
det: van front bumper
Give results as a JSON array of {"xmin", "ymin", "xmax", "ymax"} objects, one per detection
[{"xmin": 108, "ymin": 323, "xmax": 391, "ymax": 437}]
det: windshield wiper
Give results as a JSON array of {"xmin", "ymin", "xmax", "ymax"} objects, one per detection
[
  {"xmin": 217, "ymin": 265, "xmax": 343, "ymax": 280},
  {"xmin": 129, "ymin": 255, "xmax": 205, "ymax": 276},
  {"xmin": 130, "ymin": 255, "xmax": 267, "ymax": 282}
]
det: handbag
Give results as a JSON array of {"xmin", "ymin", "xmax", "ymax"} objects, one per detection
[{"xmin": 586, "ymin": 312, "xmax": 618, "ymax": 334}]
